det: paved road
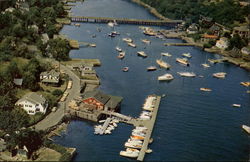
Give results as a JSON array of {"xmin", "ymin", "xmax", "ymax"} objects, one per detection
[{"xmin": 35, "ymin": 64, "xmax": 81, "ymax": 131}]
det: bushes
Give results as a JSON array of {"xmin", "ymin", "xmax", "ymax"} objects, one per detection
[{"xmin": 52, "ymin": 89, "xmax": 63, "ymax": 97}]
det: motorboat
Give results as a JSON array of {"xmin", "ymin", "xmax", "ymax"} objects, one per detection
[
  {"xmin": 89, "ymin": 43, "xmax": 96, "ymax": 47},
  {"xmin": 176, "ymin": 58, "xmax": 189, "ymax": 66},
  {"xmin": 128, "ymin": 138, "xmax": 143, "ymax": 144},
  {"xmin": 128, "ymin": 42, "xmax": 136, "ymax": 48},
  {"xmin": 74, "ymin": 23, "xmax": 80, "ymax": 27},
  {"xmin": 116, "ymin": 46, "xmax": 122, "ymax": 52},
  {"xmin": 158, "ymin": 73, "xmax": 174, "ymax": 81},
  {"xmin": 131, "ymin": 135, "xmax": 145, "ymax": 140},
  {"xmin": 200, "ymin": 88, "xmax": 212, "ymax": 92},
  {"xmin": 108, "ymin": 32, "xmax": 116, "ymax": 37},
  {"xmin": 240, "ymin": 82, "xmax": 250, "ymax": 87},
  {"xmin": 132, "ymin": 132, "xmax": 146, "ymax": 137},
  {"xmin": 117, "ymin": 52, "xmax": 125, "ymax": 59},
  {"xmin": 146, "ymin": 149, "xmax": 153, "ymax": 153},
  {"xmin": 126, "ymin": 148, "xmax": 139, "ymax": 153},
  {"xmin": 242, "ymin": 125, "xmax": 250, "ymax": 134},
  {"xmin": 143, "ymin": 28, "xmax": 157, "ymax": 36},
  {"xmin": 147, "ymin": 66, "xmax": 157, "ymax": 71},
  {"xmin": 120, "ymin": 150, "xmax": 139, "ymax": 158},
  {"xmin": 111, "ymin": 31, "xmax": 120, "ymax": 35},
  {"xmin": 156, "ymin": 59, "xmax": 171, "ymax": 69},
  {"xmin": 107, "ymin": 22, "xmax": 114, "ymax": 27},
  {"xmin": 137, "ymin": 51, "xmax": 147, "ymax": 58},
  {"xmin": 125, "ymin": 142, "xmax": 143, "ymax": 149},
  {"xmin": 161, "ymin": 52, "xmax": 171, "ymax": 57},
  {"xmin": 182, "ymin": 52, "xmax": 192, "ymax": 58},
  {"xmin": 122, "ymin": 67, "xmax": 129, "ymax": 72},
  {"xmin": 99, "ymin": 120, "xmax": 106, "ymax": 123},
  {"xmin": 177, "ymin": 72, "xmax": 196, "ymax": 77},
  {"xmin": 123, "ymin": 38, "xmax": 133, "ymax": 43},
  {"xmin": 141, "ymin": 39, "xmax": 151, "ymax": 44},
  {"xmin": 232, "ymin": 104, "xmax": 241, "ymax": 108},
  {"xmin": 201, "ymin": 63, "xmax": 210, "ymax": 68},
  {"xmin": 213, "ymin": 72, "xmax": 226, "ymax": 79},
  {"xmin": 104, "ymin": 130, "xmax": 111, "ymax": 134}
]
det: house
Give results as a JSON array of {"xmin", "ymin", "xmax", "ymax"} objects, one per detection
[
  {"xmin": 233, "ymin": 26, "xmax": 250, "ymax": 39},
  {"xmin": 82, "ymin": 90, "xmax": 123, "ymax": 112},
  {"xmin": 40, "ymin": 70, "xmax": 60, "ymax": 86},
  {"xmin": 186, "ymin": 23, "xmax": 199, "ymax": 34},
  {"xmin": 81, "ymin": 64, "xmax": 96, "ymax": 76},
  {"xmin": 15, "ymin": 92, "xmax": 48, "ymax": 115},
  {"xmin": 209, "ymin": 24, "xmax": 222, "ymax": 36},
  {"xmin": 202, "ymin": 34, "xmax": 218, "ymax": 42},
  {"xmin": 216, "ymin": 37, "xmax": 229, "ymax": 49},
  {"xmin": 199, "ymin": 15, "xmax": 213, "ymax": 27},
  {"xmin": 241, "ymin": 47, "xmax": 250, "ymax": 55}
]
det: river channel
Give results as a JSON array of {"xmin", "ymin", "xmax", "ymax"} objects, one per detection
[{"xmin": 53, "ymin": 0, "xmax": 250, "ymax": 161}]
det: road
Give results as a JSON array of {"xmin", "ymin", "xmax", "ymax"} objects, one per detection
[{"xmin": 35, "ymin": 64, "xmax": 81, "ymax": 131}]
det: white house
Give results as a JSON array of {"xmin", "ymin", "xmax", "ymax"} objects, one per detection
[
  {"xmin": 216, "ymin": 37, "xmax": 229, "ymax": 49},
  {"xmin": 186, "ymin": 23, "xmax": 199, "ymax": 34},
  {"xmin": 15, "ymin": 92, "xmax": 48, "ymax": 115}
]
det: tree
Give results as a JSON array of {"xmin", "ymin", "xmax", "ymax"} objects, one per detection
[{"xmin": 52, "ymin": 89, "xmax": 63, "ymax": 97}]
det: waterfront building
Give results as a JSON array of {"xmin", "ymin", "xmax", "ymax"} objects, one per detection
[
  {"xmin": 216, "ymin": 37, "xmax": 229, "ymax": 49},
  {"xmin": 186, "ymin": 23, "xmax": 199, "ymax": 34},
  {"xmin": 15, "ymin": 92, "xmax": 48, "ymax": 115},
  {"xmin": 40, "ymin": 69, "xmax": 60, "ymax": 86},
  {"xmin": 82, "ymin": 90, "xmax": 123, "ymax": 111},
  {"xmin": 202, "ymin": 34, "xmax": 218, "ymax": 42},
  {"xmin": 233, "ymin": 26, "xmax": 250, "ymax": 39},
  {"xmin": 209, "ymin": 24, "xmax": 222, "ymax": 36}
]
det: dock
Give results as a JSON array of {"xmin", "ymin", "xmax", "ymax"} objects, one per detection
[
  {"xmin": 70, "ymin": 16, "xmax": 182, "ymax": 26},
  {"xmin": 137, "ymin": 96, "xmax": 161, "ymax": 161},
  {"xmin": 100, "ymin": 117, "xmax": 112, "ymax": 134}
]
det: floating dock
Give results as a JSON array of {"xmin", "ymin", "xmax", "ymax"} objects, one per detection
[
  {"xmin": 137, "ymin": 96, "xmax": 161, "ymax": 161},
  {"xmin": 100, "ymin": 117, "xmax": 112, "ymax": 134}
]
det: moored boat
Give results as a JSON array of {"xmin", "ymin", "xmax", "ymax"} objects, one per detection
[
  {"xmin": 123, "ymin": 38, "xmax": 133, "ymax": 43},
  {"xmin": 118, "ymin": 52, "xmax": 125, "ymax": 59},
  {"xmin": 89, "ymin": 43, "xmax": 96, "ymax": 47},
  {"xmin": 125, "ymin": 142, "xmax": 143, "ymax": 149},
  {"xmin": 161, "ymin": 52, "xmax": 171, "ymax": 57},
  {"xmin": 120, "ymin": 150, "xmax": 139, "ymax": 158},
  {"xmin": 242, "ymin": 125, "xmax": 250, "ymax": 134},
  {"xmin": 213, "ymin": 72, "xmax": 226, "ymax": 79},
  {"xmin": 176, "ymin": 58, "xmax": 189, "ymax": 66},
  {"xmin": 158, "ymin": 73, "xmax": 174, "ymax": 81},
  {"xmin": 182, "ymin": 52, "xmax": 192, "ymax": 58},
  {"xmin": 240, "ymin": 81, "xmax": 250, "ymax": 87},
  {"xmin": 232, "ymin": 104, "xmax": 241, "ymax": 107},
  {"xmin": 116, "ymin": 46, "xmax": 122, "ymax": 52},
  {"xmin": 122, "ymin": 67, "xmax": 129, "ymax": 72},
  {"xmin": 156, "ymin": 59, "xmax": 171, "ymax": 69},
  {"xmin": 147, "ymin": 66, "xmax": 157, "ymax": 71},
  {"xmin": 177, "ymin": 72, "xmax": 196, "ymax": 77},
  {"xmin": 74, "ymin": 23, "xmax": 80, "ymax": 27},
  {"xmin": 201, "ymin": 63, "xmax": 210, "ymax": 68},
  {"xmin": 141, "ymin": 39, "xmax": 151, "ymax": 44},
  {"xmin": 200, "ymin": 88, "xmax": 212, "ymax": 92},
  {"xmin": 130, "ymin": 135, "xmax": 145, "ymax": 140},
  {"xmin": 128, "ymin": 42, "xmax": 136, "ymax": 48},
  {"xmin": 107, "ymin": 22, "xmax": 114, "ymax": 27},
  {"xmin": 137, "ymin": 51, "xmax": 147, "ymax": 57}
]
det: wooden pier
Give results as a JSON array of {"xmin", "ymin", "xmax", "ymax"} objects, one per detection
[{"xmin": 70, "ymin": 16, "xmax": 182, "ymax": 26}]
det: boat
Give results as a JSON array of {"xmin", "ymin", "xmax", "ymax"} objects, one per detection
[
  {"xmin": 201, "ymin": 63, "xmax": 210, "ymax": 68},
  {"xmin": 116, "ymin": 46, "xmax": 122, "ymax": 52},
  {"xmin": 117, "ymin": 52, "xmax": 125, "ymax": 59},
  {"xmin": 143, "ymin": 28, "xmax": 157, "ymax": 36},
  {"xmin": 232, "ymin": 104, "xmax": 241, "ymax": 108},
  {"xmin": 147, "ymin": 66, "xmax": 157, "ymax": 71},
  {"xmin": 176, "ymin": 58, "xmax": 189, "ymax": 66},
  {"xmin": 182, "ymin": 52, "xmax": 192, "ymax": 58},
  {"xmin": 108, "ymin": 32, "xmax": 116, "ymax": 37},
  {"xmin": 111, "ymin": 31, "xmax": 120, "ymax": 35},
  {"xmin": 120, "ymin": 150, "xmax": 139, "ymax": 158},
  {"xmin": 149, "ymin": 138, "xmax": 153, "ymax": 144},
  {"xmin": 128, "ymin": 138, "xmax": 143, "ymax": 144},
  {"xmin": 122, "ymin": 67, "xmax": 129, "ymax": 72},
  {"xmin": 137, "ymin": 51, "xmax": 147, "ymax": 57},
  {"xmin": 126, "ymin": 148, "xmax": 139, "ymax": 153},
  {"xmin": 74, "ymin": 23, "xmax": 80, "ymax": 27},
  {"xmin": 200, "ymin": 88, "xmax": 212, "ymax": 92},
  {"xmin": 177, "ymin": 72, "xmax": 196, "ymax": 77},
  {"xmin": 240, "ymin": 82, "xmax": 250, "ymax": 87},
  {"xmin": 146, "ymin": 149, "xmax": 153, "ymax": 153},
  {"xmin": 99, "ymin": 120, "xmax": 106, "ymax": 123},
  {"xmin": 141, "ymin": 39, "xmax": 151, "ymax": 44},
  {"xmin": 156, "ymin": 59, "xmax": 171, "ymax": 69},
  {"xmin": 107, "ymin": 22, "xmax": 114, "ymax": 27},
  {"xmin": 161, "ymin": 52, "xmax": 171, "ymax": 57},
  {"xmin": 89, "ymin": 43, "xmax": 96, "ymax": 47},
  {"xmin": 104, "ymin": 130, "xmax": 111, "ymax": 134},
  {"xmin": 158, "ymin": 73, "xmax": 174, "ymax": 81},
  {"xmin": 131, "ymin": 135, "xmax": 145, "ymax": 140},
  {"xmin": 213, "ymin": 72, "xmax": 226, "ymax": 79},
  {"xmin": 113, "ymin": 123, "xmax": 118, "ymax": 127},
  {"xmin": 242, "ymin": 125, "xmax": 250, "ymax": 134},
  {"xmin": 122, "ymin": 38, "xmax": 133, "ymax": 43},
  {"xmin": 128, "ymin": 42, "xmax": 136, "ymax": 48},
  {"xmin": 125, "ymin": 142, "xmax": 143, "ymax": 149}
]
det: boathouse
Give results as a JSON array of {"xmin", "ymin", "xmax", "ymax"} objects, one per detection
[{"xmin": 82, "ymin": 90, "xmax": 123, "ymax": 112}]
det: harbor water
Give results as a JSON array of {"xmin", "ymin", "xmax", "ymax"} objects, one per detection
[{"xmin": 53, "ymin": 0, "xmax": 250, "ymax": 161}]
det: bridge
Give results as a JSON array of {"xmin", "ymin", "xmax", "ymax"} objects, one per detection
[{"xmin": 70, "ymin": 16, "xmax": 183, "ymax": 26}]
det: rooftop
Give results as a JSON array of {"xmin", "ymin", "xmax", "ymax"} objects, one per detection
[
  {"xmin": 17, "ymin": 92, "xmax": 46, "ymax": 105},
  {"xmin": 234, "ymin": 26, "xmax": 250, "ymax": 32}
]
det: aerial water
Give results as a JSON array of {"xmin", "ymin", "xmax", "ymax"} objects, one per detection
[{"xmin": 54, "ymin": 0, "xmax": 250, "ymax": 161}]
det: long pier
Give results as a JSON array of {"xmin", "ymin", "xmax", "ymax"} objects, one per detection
[{"xmin": 70, "ymin": 16, "xmax": 182, "ymax": 26}]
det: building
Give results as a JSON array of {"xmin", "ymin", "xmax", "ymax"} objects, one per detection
[
  {"xmin": 186, "ymin": 23, "xmax": 199, "ymax": 34},
  {"xmin": 216, "ymin": 37, "xmax": 229, "ymax": 49},
  {"xmin": 199, "ymin": 15, "xmax": 213, "ymax": 27},
  {"xmin": 233, "ymin": 26, "xmax": 250, "ymax": 39},
  {"xmin": 202, "ymin": 34, "xmax": 218, "ymax": 42},
  {"xmin": 209, "ymin": 24, "xmax": 222, "ymax": 36},
  {"xmin": 82, "ymin": 90, "xmax": 123, "ymax": 112},
  {"xmin": 40, "ymin": 69, "xmax": 60, "ymax": 86},
  {"xmin": 15, "ymin": 92, "xmax": 48, "ymax": 115}
]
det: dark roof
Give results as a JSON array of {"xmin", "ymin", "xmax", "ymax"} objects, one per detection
[
  {"xmin": 16, "ymin": 92, "xmax": 46, "ymax": 105},
  {"xmin": 83, "ymin": 90, "xmax": 110, "ymax": 104},
  {"xmin": 106, "ymin": 95, "xmax": 123, "ymax": 109},
  {"xmin": 209, "ymin": 24, "xmax": 221, "ymax": 31}
]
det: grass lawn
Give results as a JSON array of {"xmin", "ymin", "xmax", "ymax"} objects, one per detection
[{"xmin": 62, "ymin": 58, "xmax": 101, "ymax": 66}]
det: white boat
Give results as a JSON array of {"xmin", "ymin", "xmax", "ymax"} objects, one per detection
[
  {"xmin": 141, "ymin": 39, "xmax": 151, "ymax": 44},
  {"xmin": 200, "ymin": 88, "xmax": 212, "ymax": 92},
  {"xmin": 177, "ymin": 72, "xmax": 196, "ymax": 77},
  {"xmin": 104, "ymin": 130, "xmax": 111, "ymax": 134},
  {"xmin": 111, "ymin": 31, "xmax": 120, "ymax": 35},
  {"xmin": 161, "ymin": 52, "xmax": 172, "ymax": 57},
  {"xmin": 182, "ymin": 52, "xmax": 192, "ymax": 58},
  {"xmin": 89, "ymin": 43, "xmax": 96, "ymax": 47},
  {"xmin": 128, "ymin": 138, "xmax": 143, "ymax": 144},
  {"xmin": 99, "ymin": 120, "xmax": 106, "ymax": 123},
  {"xmin": 125, "ymin": 142, "xmax": 143, "ymax": 149},
  {"xmin": 107, "ymin": 22, "xmax": 114, "ymax": 27},
  {"xmin": 201, "ymin": 63, "xmax": 210, "ymax": 68},
  {"xmin": 123, "ymin": 38, "xmax": 133, "ymax": 43},
  {"xmin": 126, "ymin": 148, "xmax": 139, "ymax": 153},
  {"xmin": 158, "ymin": 73, "xmax": 174, "ymax": 81},
  {"xmin": 146, "ymin": 149, "xmax": 153, "ymax": 153},
  {"xmin": 156, "ymin": 59, "xmax": 171, "ymax": 69},
  {"xmin": 213, "ymin": 72, "xmax": 226, "ymax": 79},
  {"xmin": 135, "ymin": 126, "xmax": 148, "ymax": 131},
  {"xmin": 242, "ymin": 125, "xmax": 250, "ymax": 134},
  {"xmin": 176, "ymin": 58, "xmax": 189, "ymax": 66},
  {"xmin": 137, "ymin": 51, "xmax": 147, "ymax": 57},
  {"xmin": 116, "ymin": 46, "xmax": 122, "ymax": 52},
  {"xmin": 122, "ymin": 67, "xmax": 129, "ymax": 72},
  {"xmin": 232, "ymin": 104, "xmax": 241, "ymax": 108},
  {"xmin": 74, "ymin": 23, "xmax": 80, "ymax": 27},
  {"xmin": 117, "ymin": 52, "xmax": 125, "ymax": 59},
  {"xmin": 128, "ymin": 42, "xmax": 136, "ymax": 48},
  {"xmin": 120, "ymin": 150, "xmax": 139, "ymax": 158},
  {"xmin": 132, "ymin": 132, "xmax": 146, "ymax": 137},
  {"xmin": 147, "ymin": 66, "xmax": 157, "ymax": 71}
]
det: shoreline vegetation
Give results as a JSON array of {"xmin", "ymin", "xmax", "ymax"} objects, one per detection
[{"xmin": 131, "ymin": 0, "xmax": 250, "ymax": 71}]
